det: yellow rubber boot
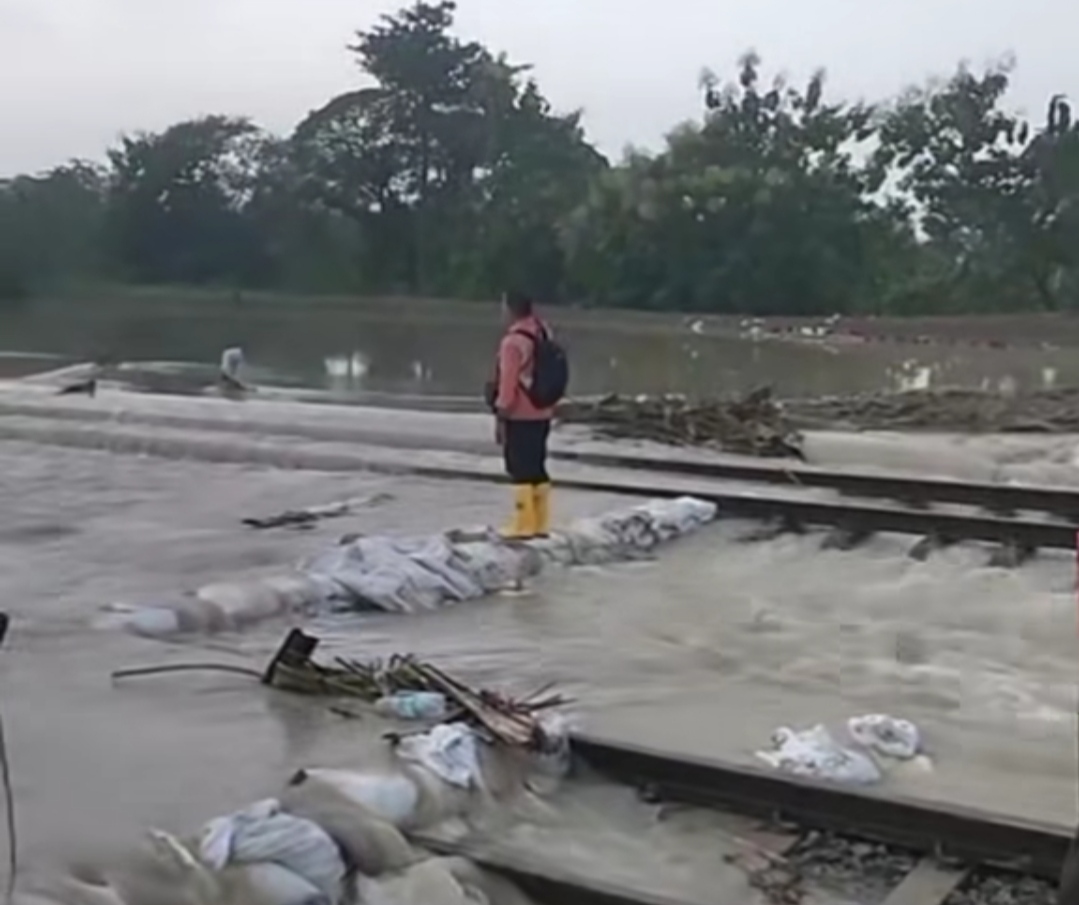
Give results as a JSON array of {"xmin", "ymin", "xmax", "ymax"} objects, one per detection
[
  {"xmin": 532, "ymin": 482, "xmax": 551, "ymax": 538},
  {"xmin": 502, "ymin": 484, "xmax": 537, "ymax": 540}
]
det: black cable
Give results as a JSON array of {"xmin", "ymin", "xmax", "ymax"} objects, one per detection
[
  {"xmin": 0, "ymin": 613, "xmax": 15, "ymax": 903},
  {"xmin": 0, "ymin": 703, "xmax": 15, "ymax": 905}
]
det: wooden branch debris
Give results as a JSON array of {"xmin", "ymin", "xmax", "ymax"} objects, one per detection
[
  {"xmin": 558, "ymin": 387, "xmax": 804, "ymax": 459},
  {"xmin": 261, "ymin": 630, "xmax": 568, "ymax": 750},
  {"xmin": 241, "ymin": 492, "xmax": 394, "ymax": 530}
]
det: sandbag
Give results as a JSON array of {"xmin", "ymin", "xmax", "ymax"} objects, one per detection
[
  {"xmin": 197, "ymin": 799, "xmax": 345, "ymax": 902},
  {"xmin": 394, "ymin": 724, "xmax": 481, "ymax": 789},
  {"xmin": 356, "ymin": 859, "xmax": 475, "ymax": 905},
  {"xmin": 226, "ymin": 863, "xmax": 328, "ymax": 905},
  {"xmin": 288, "ymin": 769, "xmax": 421, "ymax": 829},
  {"xmin": 279, "ymin": 776, "xmax": 419, "ymax": 876},
  {"xmin": 441, "ymin": 857, "xmax": 537, "ymax": 905}
]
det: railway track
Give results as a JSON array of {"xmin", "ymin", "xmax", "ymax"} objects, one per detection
[
  {"xmin": 1, "ymin": 403, "xmax": 1076, "ymax": 559},
  {"xmin": 429, "ymin": 734, "xmax": 1074, "ymax": 905},
  {"xmin": 553, "ymin": 449, "xmax": 1079, "ymax": 522}
]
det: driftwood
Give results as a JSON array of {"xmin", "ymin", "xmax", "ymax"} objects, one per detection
[
  {"xmin": 112, "ymin": 629, "xmax": 567, "ymax": 751},
  {"xmin": 261, "ymin": 630, "xmax": 567, "ymax": 750},
  {"xmin": 558, "ymin": 387, "xmax": 804, "ymax": 459},
  {"xmin": 784, "ymin": 387, "xmax": 1079, "ymax": 434},
  {"xmin": 242, "ymin": 493, "xmax": 394, "ymax": 530}
]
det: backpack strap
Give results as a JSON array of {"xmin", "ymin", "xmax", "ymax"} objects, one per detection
[{"xmin": 509, "ymin": 324, "xmax": 549, "ymax": 343}]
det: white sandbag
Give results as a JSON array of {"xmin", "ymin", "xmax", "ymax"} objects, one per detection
[
  {"xmin": 847, "ymin": 714, "xmax": 921, "ymax": 760},
  {"xmin": 305, "ymin": 536, "xmax": 487, "ymax": 614},
  {"xmin": 452, "ymin": 541, "xmax": 539, "ymax": 591},
  {"xmin": 71, "ymin": 829, "xmax": 221, "ymax": 905},
  {"xmin": 291, "ymin": 769, "xmax": 421, "ymax": 828},
  {"xmin": 279, "ymin": 776, "xmax": 419, "ymax": 876},
  {"xmin": 357, "ymin": 859, "xmax": 475, "ymax": 905},
  {"xmin": 105, "ymin": 606, "xmax": 182, "ymax": 639},
  {"xmin": 197, "ymin": 799, "xmax": 345, "ymax": 901},
  {"xmin": 236, "ymin": 862, "xmax": 329, "ymax": 905},
  {"xmin": 100, "ymin": 495, "xmax": 719, "ymax": 636},
  {"xmin": 395, "ymin": 724, "xmax": 482, "ymax": 789},
  {"xmin": 201, "ymin": 798, "xmax": 278, "ymax": 868},
  {"xmin": 525, "ymin": 533, "xmax": 575, "ymax": 567},
  {"xmin": 441, "ymin": 857, "xmax": 537, "ymax": 905},
  {"xmin": 196, "ymin": 581, "xmax": 294, "ymax": 628},
  {"xmin": 755, "ymin": 725, "xmax": 881, "ymax": 785}
]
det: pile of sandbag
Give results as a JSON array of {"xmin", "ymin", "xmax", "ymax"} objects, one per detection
[
  {"xmin": 103, "ymin": 497, "xmax": 717, "ymax": 638},
  {"xmin": 20, "ymin": 721, "xmax": 567, "ymax": 905}
]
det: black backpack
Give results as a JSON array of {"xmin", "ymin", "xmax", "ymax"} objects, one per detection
[{"xmin": 515, "ymin": 325, "xmax": 569, "ymax": 408}]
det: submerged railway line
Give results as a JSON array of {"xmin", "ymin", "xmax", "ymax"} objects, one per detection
[
  {"xmin": 3, "ymin": 391, "xmax": 1079, "ymax": 904},
  {"xmin": 2, "ymin": 402, "xmax": 1079, "ymax": 561},
  {"xmin": 432, "ymin": 735, "xmax": 1075, "ymax": 905}
]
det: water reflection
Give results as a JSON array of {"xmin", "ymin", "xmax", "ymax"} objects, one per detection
[
  {"xmin": 888, "ymin": 360, "xmax": 935, "ymax": 392},
  {"xmin": 324, "ymin": 352, "xmax": 370, "ymax": 390},
  {"xmin": 0, "ymin": 299, "xmax": 1076, "ymax": 400}
]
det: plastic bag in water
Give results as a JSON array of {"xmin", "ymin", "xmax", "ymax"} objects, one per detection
[
  {"xmin": 755, "ymin": 725, "xmax": 881, "ymax": 785},
  {"xmin": 375, "ymin": 692, "xmax": 448, "ymax": 721},
  {"xmin": 395, "ymin": 724, "xmax": 482, "ymax": 789},
  {"xmin": 847, "ymin": 714, "xmax": 920, "ymax": 760}
]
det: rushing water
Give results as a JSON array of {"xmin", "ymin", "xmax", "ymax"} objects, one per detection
[
  {"xmin": 1, "ymin": 367, "xmax": 1077, "ymax": 895},
  {"xmin": 1, "ymin": 296, "xmax": 1077, "ymax": 398}
]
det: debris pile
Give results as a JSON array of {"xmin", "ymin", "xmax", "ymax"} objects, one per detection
[
  {"xmin": 55, "ymin": 639, "xmax": 571, "ymax": 905},
  {"xmin": 558, "ymin": 388, "xmax": 804, "ymax": 458},
  {"xmin": 242, "ymin": 493, "xmax": 394, "ymax": 531},
  {"xmin": 261, "ymin": 631, "xmax": 570, "ymax": 751},
  {"xmin": 784, "ymin": 386, "xmax": 1079, "ymax": 433}
]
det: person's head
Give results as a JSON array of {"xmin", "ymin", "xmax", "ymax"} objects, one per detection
[{"xmin": 501, "ymin": 290, "xmax": 533, "ymax": 325}]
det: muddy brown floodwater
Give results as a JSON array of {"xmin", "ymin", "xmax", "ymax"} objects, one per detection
[
  {"xmin": 6, "ymin": 295, "xmax": 1079, "ymax": 399},
  {"xmin": 1, "ymin": 383, "xmax": 1078, "ymax": 900}
]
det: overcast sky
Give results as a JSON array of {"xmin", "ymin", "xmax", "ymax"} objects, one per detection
[{"xmin": 1, "ymin": 0, "xmax": 1076, "ymax": 176}]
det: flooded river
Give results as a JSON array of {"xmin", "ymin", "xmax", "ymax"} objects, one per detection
[
  {"xmin": 1, "ymin": 295, "xmax": 1078, "ymax": 398},
  {"xmin": 1, "ymin": 302, "xmax": 1078, "ymax": 900},
  {"xmin": 0, "ymin": 388, "xmax": 1076, "ymax": 895}
]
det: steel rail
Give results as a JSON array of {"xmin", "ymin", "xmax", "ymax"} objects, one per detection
[
  {"xmin": 553, "ymin": 450, "xmax": 1079, "ymax": 521},
  {"xmin": 391, "ymin": 463, "xmax": 1077, "ymax": 552},
  {"xmin": 417, "ymin": 838, "xmax": 708, "ymax": 905},
  {"xmin": 1, "ymin": 411, "xmax": 1073, "ymax": 551},
  {"xmin": 570, "ymin": 733, "xmax": 1071, "ymax": 881}
]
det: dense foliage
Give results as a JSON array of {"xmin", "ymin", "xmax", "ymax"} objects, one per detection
[{"xmin": 3, "ymin": 1, "xmax": 1078, "ymax": 315}]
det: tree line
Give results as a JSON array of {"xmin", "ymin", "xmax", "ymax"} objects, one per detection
[{"xmin": 3, "ymin": 1, "xmax": 1078, "ymax": 316}]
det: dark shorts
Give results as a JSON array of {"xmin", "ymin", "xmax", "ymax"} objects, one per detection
[{"xmin": 503, "ymin": 419, "xmax": 551, "ymax": 485}]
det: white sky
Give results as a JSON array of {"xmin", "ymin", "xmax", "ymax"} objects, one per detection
[{"xmin": 1, "ymin": 0, "xmax": 1076, "ymax": 176}]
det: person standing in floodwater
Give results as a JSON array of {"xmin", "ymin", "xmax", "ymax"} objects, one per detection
[{"xmin": 487, "ymin": 290, "xmax": 569, "ymax": 539}]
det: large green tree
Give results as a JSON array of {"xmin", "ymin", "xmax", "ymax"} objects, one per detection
[
  {"xmin": 5, "ymin": 2, "xmax": 1079, "ymax": 317},
  {"xmin": 105, "ymin": 116, "xmax": 271, "ymax": 285},
  {"xmin": 293, "ymin": 0, "xmax": 604, "ymax": 297},
  {"xmin": 876, "ymin": 61, "xmax": 1079, "ymax": 311},
  {"xmin": 561, "ymin": 53, "xmax": 895, "ymax": 313},
  {"xmin": 0, "ymin": 162, "xmax": 107, "ymax": 299}
]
